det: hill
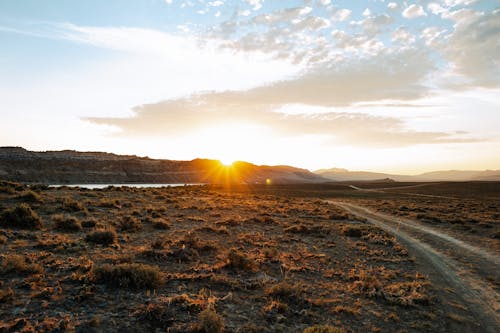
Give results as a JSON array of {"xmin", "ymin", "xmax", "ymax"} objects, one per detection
[
  {"xmin": 0, "ymin": 147, "xmax": 327, "ymax": 184},
  {"xmin": 315, "ymin": 167, "xmax": 500, "ymax": 182}
]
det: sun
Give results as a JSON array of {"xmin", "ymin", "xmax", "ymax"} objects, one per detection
[
  {"xmin": 196, "ymin": 122, "xmax": 265, "ymax": 167},
  {"xmin": 219, "ymin": 157, "xmax": 235, "ymax": 167}
]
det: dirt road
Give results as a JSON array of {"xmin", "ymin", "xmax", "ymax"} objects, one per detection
[
  {"xmin": 348, "ymin": 184, "xmax": 458, "ymax": 199},
  {"xmin": 328, "ymin": 201, "xmax": 500, "ymax": 333}
]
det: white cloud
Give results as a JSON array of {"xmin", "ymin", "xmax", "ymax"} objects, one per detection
[
  {"xmin": 387, "ymin": 2, "xmax": 398, "ymax": 10},
  {"xmin": 87, "ymin": 49, "xmax": 480, "ymax": 149},
  {"xmin": 363, "ymin": 8, "xmax": 371, "ymax": 17},
  {"xmin": 319, "ymin": 0, "xmax": 331, "ymax": 5},
  {"xmin": 444, "ymin": 0, "xmax": 477, "ymax": 7},
  {"xmin": 420, "ymin": 26, "xmax": 446, "ymax": 46},
  {"xmin": 442, "ymin": 8, "xmax": 481, "ymax": 25},
  {"xmin": 165, "ymin": 0, "xmax": 173, "ymax": 4},
  {"xmin": 402, "ymin": 4, "xmax": 427, "ymax": 18},
  {"xmin": 239, "ymin": 10, "xmax": 251, "ymax": 16},
  {"xmin": 293, "ymin": 16, "xmax": 331, "ymax": 31},
  {"xmin": 427, "ymin": 3, "xmax": 447, "ymax": 16},
  {"xmin": 362, "ymin": 14, "xmax": 394, "ymax": 36},
  {"xmin": 443, "ymin": 9, "xmax": 500, "ymax": 88},
  {"xmin": 252, "ymin": 7, "xmax": 312, "ymax": 25},
  {"xmin": 392, "ymin": 26, "xmax": 416, "ymax": 45},
  {"xmin": 208, "ymin": 1, "xmax": 224, "ymax": 7},
  {"xmin": 244, "ymin": 0, "xmax": 264, "ymax": 11},
  {"xmin": 332, "ymin": 9, "xmax": 352, "ymax": 22}
]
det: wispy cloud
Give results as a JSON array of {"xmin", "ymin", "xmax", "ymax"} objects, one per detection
[
  {"xmin": 442, "ymin": 9, "xmax": 500, "ymax": 88},
  {"xmin": 85, "ymin": 47, "xmax": 479, "ymax": 148},
  {"xmin": 86, "ymin": 92, "xmax": 479, "ymax": 147}
]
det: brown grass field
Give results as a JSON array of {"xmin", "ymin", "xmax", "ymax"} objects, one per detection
[{"xmin": 0, "ymin": 180, "xmax": 498, "ymax": 332}]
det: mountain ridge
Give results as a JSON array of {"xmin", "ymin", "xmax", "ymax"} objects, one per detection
[
  {"xmin": 1, "ymin": 147, "xmax": 498, "ymax": 183},
  {"xmin": 0, "ymin": 147, "xmax": 326, "ymax": 184},
  {"xmin": 315, "ymin": 167, "xmax": 500, "ymax": 182}
]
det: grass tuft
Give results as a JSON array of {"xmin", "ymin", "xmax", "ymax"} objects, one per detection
[
  {"xmin": 85, "ymin": 230, "xmax": 117, "ymax": 245},
  {"xmin": 226, "ymin": 248, "xmax": 257, "ymax": 271},
  {"xmin": 303, "ymin": 325, "xmax": 345, "ymax": 333},
  {"xmin": 196, "ymin": 307, "xmax": 224, "ymax": 333},
  {"xmin": 53, "ymin": 214, "xmax": 83, "ymax": 232},
  {"xmin": 16, "ymin": 190, "xmax": 44, "ymax": 203},
  {"xmin": 0, "ymin": 204, "xmax": 43, "ymax": 229},
  {"xmin": 93, "ymin": 263, "xmax": 162, "ymax": 289},
  {"xmin": 0, "ymin": 254, "xmax": 43, "ymax": 275}
]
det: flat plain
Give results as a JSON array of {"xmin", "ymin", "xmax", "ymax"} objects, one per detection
[{"xmin": 0, "ymin": 180, "xmax": 498, "ymax": 332}]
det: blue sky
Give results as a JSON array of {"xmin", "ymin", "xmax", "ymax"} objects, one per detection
[{"xmin": 0, "ymin": 0, "xmax": 499, "ymax": 173}]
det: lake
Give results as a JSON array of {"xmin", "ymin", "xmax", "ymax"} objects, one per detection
[{"xmin": 49, "ymin": 183, "xmax": 205, "ymax": 189}]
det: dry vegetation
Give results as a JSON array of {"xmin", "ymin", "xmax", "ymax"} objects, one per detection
[
  {"xmin": 354, "ymin": 183, "xmax": 500, "ymax": 253},
  {"xmin": 0, "ymin": 180, "xmax": 465, "ymax": 332}
]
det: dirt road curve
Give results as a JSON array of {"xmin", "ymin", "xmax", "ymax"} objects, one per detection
[{"xmin": 328, "ymin": 201, "xmax": 500, "ymax": 333}]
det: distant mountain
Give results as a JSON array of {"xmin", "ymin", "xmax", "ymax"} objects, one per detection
[
  {"xmin": 416, "ymin": 170, "xmax": 500, "ymax": 181},
  {"xmin": 0, "ymin": 147, "xmax": 327, "ymax": 184},
  {"xmin": 315, "ymin": 167, "xmax": 500, "ymax": 182}
]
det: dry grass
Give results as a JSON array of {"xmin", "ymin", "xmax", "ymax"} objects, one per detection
[
  {"xmin": 0, "ymin": 254, "xmax": 43, "ymax": 275},
  {"xmin": 303, "ymin": 325, "xmax": 345, "ymax": 333},
  {"xmin": 93, "ymin": 263, "xmax": 162, "ymax": 289},
  {"xmin": 85, "ymin": 229, "xmax": 117, "ymax": 245},
  {"xmin": 53, "ymin": 214, "xmax": 83, "ymax": 232},
  {"xmin": 0, "ymin": 183, "xmax": 471, "ymax": 332},
  {"xmin": 0, "ymin": 204, "xmax": 43, "ymax": 229},
  {"xmin": 195, "ymin": 308, "xmax": 224, "ymax": 333}
]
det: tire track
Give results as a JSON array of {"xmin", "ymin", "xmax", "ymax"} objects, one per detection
[{"xmin": 327, "ymin": 200, "xmax": 500, "ymax": 333}]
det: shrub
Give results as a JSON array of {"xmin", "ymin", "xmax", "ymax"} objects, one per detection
[
  {"xmin": 28, "ymin": 184, "xmax": 50, "ymax": 191},
  {"xmin": 0, "ymin": 181, "xmax": 24, "ymax": 194},
  {"xmin": 61, "ymin": 198, "xmax": 86, "ymax": 212},
  {"xmin": 82, "ymin": 219, "xmax": 97, "ymax": 228},
  {"xmin": 53, "ymin": 215, "xmax": 82, "ymax": 232},
  {"xmin": 348, "ymin": 269, "xmax": 383, "ymax": 298},
  {"xmin": 151, "ymin": 219, "xmax": 170, "ymax": 230},
  {"xmin": 266, "ymin": 282, "xmax": 304, "ymax": 302},
  {"xmin": 341, "ymin": 225, "xmax": 364, "ymax": 237},
  {"xmin": 98, "ymin": 198, "xmax": 120, "ymax": 208},
  {"xmin": 0, "ymin": 254, "xmax": 43, "ymax": 275},
  {"xmin": 303, "ymin": 325, "xmax": 345, "ymax": 333},
  {"xmin": 137, "ymin": 294, "xmax": 203, "ymax": 329},
  {"xmin": 262, "ymin": 300, "xmax": 288, "ymax": 314},
  {"xmin": 85, "ymin": 230, "xmax": 117, "ymax": 245},
  {"xmin": 383, "ymin": 281, "xmax": 431, "ymax": 307},
  {"xmin": 16, "ymin": 190, "xmax": 43, "ymax": 203},
  {"xmin": 0, "ymin": 287, "xmax": 14, "ymax": 303},
  {"xmin": 0, "ymin": 204, "xmax": 43, "ymax": 229},
  {"xmin": 93, "ymin": 263, "xmax": 162, "ymax": 289},
  {"xmin": 119, "ymin": 216, "xmax": 142, "ymax": 232},
  {"xmin": 226, "ymin": 248, "xmax": 256, "ymax": 271},
  {"xmin": 196, "ymin": 308, "xmax": 224, "ymax": 333}
]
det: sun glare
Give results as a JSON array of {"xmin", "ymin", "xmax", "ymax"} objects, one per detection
[
  {"xmin": 197, "ymin": 122, "xmax": 267, "ymax": 166},
  {"xmin": 219, "ymin": 158, "xmax": 235, "ymax": 167}
]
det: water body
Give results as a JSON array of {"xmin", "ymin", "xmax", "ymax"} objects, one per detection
[{"xmin": 49, "ymin": 183, "xmax": 205, "ymax": 189}]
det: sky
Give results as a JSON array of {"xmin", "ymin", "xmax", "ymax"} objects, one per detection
[{"xmin": 0, "ymin": 0, "xmax": 499, "ymax": 174}]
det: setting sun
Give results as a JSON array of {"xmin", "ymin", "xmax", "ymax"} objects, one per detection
[
  {"xmin": 196, "ymin": 122, "xmax": 268, "ymax": 167},
  {"xmin": 219, "ymin": 158, "xmax": 235, "ymax": 167}
]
